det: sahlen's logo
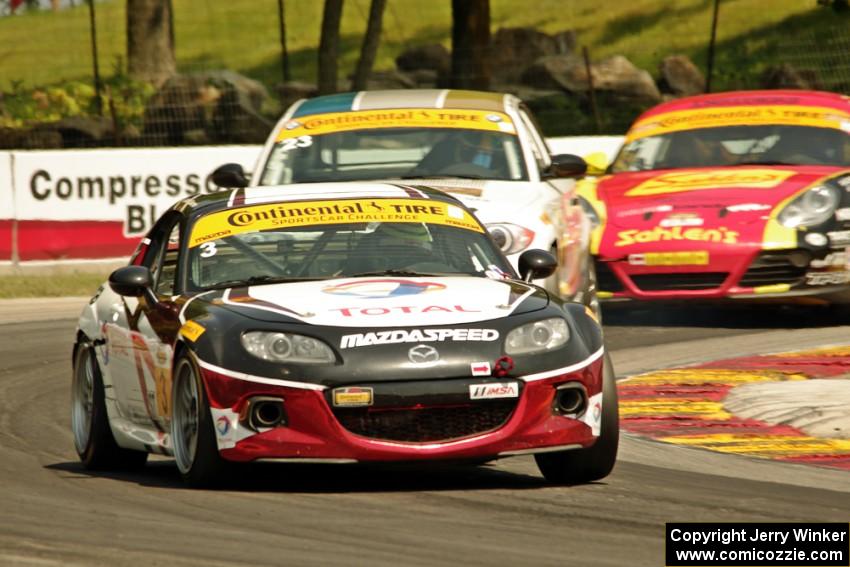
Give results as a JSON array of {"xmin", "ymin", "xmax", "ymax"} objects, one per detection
[
  {"xmin": 408, "ymin": 344, "xmax": 440, "ymax": 364},
  {"xmin": 323, "ymin": 279, "xmax": 445, "ymax": 299}
]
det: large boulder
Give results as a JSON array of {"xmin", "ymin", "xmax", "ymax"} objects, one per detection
[
  {"xmin": 521, "ymin": 54, "xmax": 661, "ymax": 105},
  {"xmin": 29, "ymin": 116, "xmax": 114, "ymax": 148},
  {"xmin": 491, "ymin": 27, "xmax": 560, "ymax": 82},
  {"xmin": 362, "ymin": 70, "xmax": 417, "ymax": 90},
  {"xmin": 395, "ymin": 43, "xmax": 450, "ymax": 75},
  {"xmin": 658, "ymin": 55, "xmax": 705, "ymax": 96},
  {"xmin": 275, "ymin": 81, "xmax": 317, "ymax": 109},
  {"xmin": 760, "ymin": 63, "xmax": 822, "ymax": 90},
  {"xmin": 0, "ymin": 126, "xmax": 63, "ymax": 149},
  {"xmin": 143, "ymin": 70, "xmax": 271, "ymax": 145}
]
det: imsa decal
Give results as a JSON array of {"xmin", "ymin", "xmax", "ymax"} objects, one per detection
[{"xmin": 469, "ymin": 382, "xmax": 519, "ymax": 400}]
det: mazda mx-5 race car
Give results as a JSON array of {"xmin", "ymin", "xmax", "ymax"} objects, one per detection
[
  {"xmin": 211, "ymin": 88, "xmax": 596, "ymax": 313},
  {"xmin": 578, "ymin": 89, "xmax": 850, "ymax": 304},
  {"xmin": 71, "ymin": 182, "xmax": 616, "ymax": 487}
]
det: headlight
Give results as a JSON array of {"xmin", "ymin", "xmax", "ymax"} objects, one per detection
[
  {"xmin": 487, "ymin": 223, "xmax": 535, "ymax": 254},
  {"xmin": 505, "ymin": 317, "xmax": 569, "ymax": 355},
  {"xmin": 241, "ymin": 331, "xmax": 335, "ymax": 364},
  {"xmin": 577, "ymin": 197, "xmax": 600, "ymax": 228},
  {"xmin": 778, "ymin": 185, "xmax": 840, "ymax": 228}
]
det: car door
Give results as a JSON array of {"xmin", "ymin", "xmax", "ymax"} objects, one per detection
[{"xmin": 104, "ymin": 212, "xmax": 184, "ymax": 436}]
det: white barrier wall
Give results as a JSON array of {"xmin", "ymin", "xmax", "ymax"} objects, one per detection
[
  {"xmin": 0, "ymin": 153, "xmax": 13, "ymax": 261},
  {"xmin": 0, "ymin": 136, "xmax": 624, "ymax": 264},
  {"xmin": 8, "ymin": 146, "xmax": 258, "ymax": 262},
  {"xmin": 547, "ymin": 135, "xmax": 623, "ymax": 163}
]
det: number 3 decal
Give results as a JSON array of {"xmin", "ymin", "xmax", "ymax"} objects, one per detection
[
  {"xmin": 280, "ymin": 135, "xmax": 313, "ymax": 152},
  {"xmin": 199, "ymin": 242, "xmax": 217, "ymax": 258}
]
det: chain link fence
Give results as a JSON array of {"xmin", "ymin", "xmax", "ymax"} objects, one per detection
[{"xmin": 1, "ymin": 0, "xmax": 849, "ymax": 149}]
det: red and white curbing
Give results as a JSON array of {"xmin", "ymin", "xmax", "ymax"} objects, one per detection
[{"xmin": 618, "ymin": 346, "xmax": 850, "ymax": 470}]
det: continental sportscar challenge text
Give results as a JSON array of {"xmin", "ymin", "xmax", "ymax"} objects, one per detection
[{"xmin": 666, "ymin": 523, "xmax": 849, "ymax": 566}]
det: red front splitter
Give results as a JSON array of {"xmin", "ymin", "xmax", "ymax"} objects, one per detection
[{"xmin": 200, "ymin": 358, "xmax": 603, "ymax": 463}]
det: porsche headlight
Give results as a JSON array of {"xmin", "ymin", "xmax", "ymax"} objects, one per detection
[
  {"xmin": 505, "ymin": 318, "xmax": 569, "ymax": 355},
  {"xmin": 241, "ymin": 332, "xmax": 335, "ymax": 364},
  {"xmin": 487, "ymin": 223, "xmax": 535, "ymax": 255},
  {"xmin": 577, "ymin": 197, "xmax": 600, "ymax": 228},
  {"xmin": 778, "ymin": 185, "xmax": 840, "ymax": 228}
]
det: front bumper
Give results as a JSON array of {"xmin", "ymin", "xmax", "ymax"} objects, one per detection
[
  {"xmin": 198, "ymin": 354, "xmax": 604, "ymax": 463},
  {"xmin": 596, "ymin": 247, "xmax": 850, "ymax": 302}
]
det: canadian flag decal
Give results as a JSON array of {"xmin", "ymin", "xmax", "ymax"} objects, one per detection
[{"xmin": 470, "ymin": 361, "xmax": 491, "ymax": 376}]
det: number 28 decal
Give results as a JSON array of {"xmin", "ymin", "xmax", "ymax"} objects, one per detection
[{"xmin": 280, "ymin": 135, "xmax": 312, "ymax": 152}]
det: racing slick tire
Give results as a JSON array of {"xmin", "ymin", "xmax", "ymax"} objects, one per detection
[
  {"xmin": 171, "ymin": 354, "xmax": 229, "ymax": 487},
  {"xmin": 71, "ymin": 343, "xmax": 148, "ymax": 470},
  {"xmin": 534, "ymin": 352, "xmax": 618, "ymax": 484}
]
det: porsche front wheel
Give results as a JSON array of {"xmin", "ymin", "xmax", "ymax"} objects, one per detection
[{"xmin": 71, "ymin": 343, "xmax": 147, "ymax": 470}]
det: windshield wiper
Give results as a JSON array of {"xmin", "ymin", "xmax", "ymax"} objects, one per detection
[
  {"xmin": 343, "ymin": 269, "xmax": 461, "ymax": 278},
  {"xmin": 206, "ymin": 275, "xmax": 315, "ymax": 289},
  {"xmin": 732, "ymin": 160, "xmax": 797, "ymax": 166},
  {"xmin": 395, "ymin": 174, "xmax": 487, "ymax": 180}
]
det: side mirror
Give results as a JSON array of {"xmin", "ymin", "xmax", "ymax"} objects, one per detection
[
  {"xmin": 518, "ymin": 249, "xmax": 558, "ymax": 282},
  {"xmin": 544, "ymin": 154, "xmax": 588, "ymax": 178},
  {"xmin": 212, "ymin": 163, "xmax": 249, "ymax": 188},
  {"xmin": 583, "ymin": 151, "xmax": 610, "ymax": 176},
  {"xmin": 109, "ymin": 266, "xmax": 157, "ymax": 305}
]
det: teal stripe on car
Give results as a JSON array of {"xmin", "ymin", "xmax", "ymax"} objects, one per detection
[{"xmin": 292, "ymin": 92, "xmax": 357, "ymax": 117}]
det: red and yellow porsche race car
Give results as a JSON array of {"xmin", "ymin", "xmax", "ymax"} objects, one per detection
[{"xmin": 578, "ymin": 89, "xmax": 850, "ymax": 304}]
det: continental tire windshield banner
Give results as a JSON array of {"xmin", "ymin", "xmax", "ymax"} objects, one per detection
[
  {"xmin": 189, "ymin": 198, "xmax": 484, "ymax": 247},
  {"xmin": 627, "ymin": 105, "xmax": 850, "ymax": 142},
  {"xmin": 277, "ymin": 109, "xmax": 517, "ymax": 140}
]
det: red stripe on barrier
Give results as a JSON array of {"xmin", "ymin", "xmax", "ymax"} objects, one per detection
[
  {"xmin": 17, "ymin": 220, "xmax": 138, "ymax": 261},
  {"xmin": 0, "ymin": 220, "xmax": 11, "ymax": 260}
]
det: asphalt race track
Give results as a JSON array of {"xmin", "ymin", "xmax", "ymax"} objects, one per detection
[{"xmin": 1, "ymin": 302, "xmax": 849, "ymax": 566}]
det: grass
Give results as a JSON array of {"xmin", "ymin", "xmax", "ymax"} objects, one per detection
[
  {"xmin": 1, "ymin": 0, "xmax": 844, "ymax": 92},
  {"xmin": 0, "ymin": 273, "xmax": 107, "ymax": 298}
]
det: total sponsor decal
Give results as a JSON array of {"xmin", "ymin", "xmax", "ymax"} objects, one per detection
[
  {"xmin": 579, "ymin": 392, "xmax": 603, "ymax": 437},
  {"xmin": 209, "ymin": 408, "xmax": 244, "ymax": 450},
  {"xmin": 332, "ymin": 305, "xmax": 480, "ymax": 317},
  {"xmin": 627, "ymin": 105, "xmax": 850, "ymax": 141},
  {"xmin": 615, "ymin": 226, "xmax": 739, "ymax": 247},
  {"xmin": 625, "ymin": 170, "xmax": 794, "ymax": 197},
  {"xmin": 618, "ymin": 348, "xmax": 850, "ymax": 470},
  {"xmin": 322, "ymin": 279, "xmax": 445, "ymax": 299},
  {"xmin": 469, "ymin": 382, "xmax": 519, "ymax": 400},
  {"xmin": 189, "ymin": 198, "xmax": 482, "ymax": 247},
  {"xmin": 278, "ymin": 109, "xmax": 516, "ymax": 140},
  {"xmin": 340, "ymin": 328, "xmax": 499, "ymax": 349}
]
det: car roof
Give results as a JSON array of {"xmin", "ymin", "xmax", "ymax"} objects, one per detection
[
  {"xmin": 182, "ymin": 181, "xmax": 469, "ymax": 216},
  {"xmin": 290, "ymin": 89, "xmax": 515, "ymax": 117},
  {"xmin": 633, "ymin": 89, "xmax": 850, "ymax": 125}
]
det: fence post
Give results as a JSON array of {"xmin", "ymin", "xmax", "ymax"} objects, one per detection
[
  {"xmin": 87, "ymin": 0, "xmax": 103, "ymax": 115},
  {"xmin": 583, "ymin": 47, "xmax": 602, "ymax": 134},
  {"xmin": 277, "ymin": 0, "xmax": 291, "ymax": 83},
  {"xmin": 706, "ymin": 0, "xmax": 720, "ymax": 93}
]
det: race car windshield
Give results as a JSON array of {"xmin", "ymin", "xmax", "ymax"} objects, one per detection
[
  {"xmin": 610, "ymin": 125, "xmax": 850, "ymax": 172},
  {"xmin": 187, "ymin": 201, "xmax": 515, "ymax": 290},
  {"xmin": 259, "ymin": 127, "xmax": 528, "ymax": 184}
]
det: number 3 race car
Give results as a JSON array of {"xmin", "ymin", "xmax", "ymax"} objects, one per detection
[
  {"xmin": 212, "ymin": 89, "xmax": 596, "ymax": 313},
  {"xmin": 71, "ymin": 183, "xmax": 617, "ymax": 487},
  {"xmin": 579, "ymin": 89, "xmax": 850, "ymax": 304}
]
